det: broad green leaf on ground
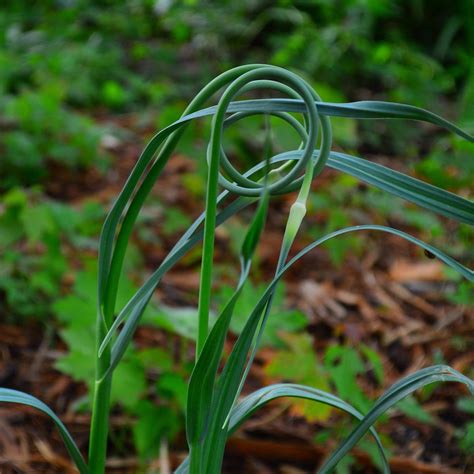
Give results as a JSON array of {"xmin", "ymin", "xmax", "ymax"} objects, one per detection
[
  {"xmin": 56, "ymin": 324, "xmax": 147, "ymax": 410},
  {"xmin": 55, "ymin": 325, "xmax": 96, "ymax": 383},
  {"xmin": 132, "ymin": 401, "xmax": 181, "ymax": 461},
  {"xmin": 142, "ymin": 305, "xmax": 216, "ymax": 340},
  {"xmin": 136, "ymin": 347, "xmax": 174, "ymax": 372},
  {"xmin": 218, "ymin": 282, "xmax": 308, "ymax": 347},
  {"xmin": 360, "ymin": 345, "xmax": 385, "ymax": 386},
  {"xmin": 460, "ymin": 422, "xmax": 474, "ymax": 453},
  {"xmin": 54, "ymin": 265, "xmax": 156, "ymax": 330},
  {"xmin": 324, "ymin": 345, "xmax": 373, "ymax": 414},
  {"xmin": 53, "ymin": 267, "xmax": 153, "ymax": 409},
  {"xmin": 397, "ymin": 396, "xmax": 435, "ymax": 424},
  {"xmin": 113, "ymin": 359, "xmax": 147, "ymax": 410},
  {"xmin": 457, "ymin": 397, "xmax": 474, "ymax": 414},
  {"xmin": 156, "ymin": 373, "xmax": 188, "ymax": 410},
  {"xmin": 264, "ymin": 333, "xmax": 331, "ymax": 421}
]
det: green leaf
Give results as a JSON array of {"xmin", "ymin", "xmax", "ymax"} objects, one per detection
[
  {"xmin": 397, "ymin": 396, "xmax": 435, "ymax": 424},
  {"xmin": 133, "ymin": 401, "xmax": 180, "ymax": 461},
  {"xmin": 112, "ymin": 359, "xmax": 147, "ymax": 410},
  {"xmin": 218, "ymin": 282, "xmax": 308, "ymax": 347},
  {"xmin": 319, "ymin": 365, "xmax": 474, "ymax": 473},
  {"xmin": 136, "ymin": 347, "xmax": 174, "ymax": 371},
  {"xmin": 328, "ymin": 151, "xmax": 474, "ymax": 225},
  {"xmin": 265, "ymin": 334, "xmax": 332, "ymax": 421},
  {"xmin": 0, "ymin": 388, "xmax": 88, "ymax": 473},
  {"xmin": 325, "ymin": 346, "xmax": 372, "ymax": 413},
  {"xmin": 162, "ymin": 207, "xmax": 193, "ymax": 236},
  {"xmin": 156, "ymin": 373, "xmax": 188, "ymax": 410},
  {"xmin": 175, "ymin": 382, "xmax": 389, "ymax": 474},
  {"xmin": 56, "ymin": 325, "xmax": 96, "ymax": 384},
  {"xmin": 57, "ymin": 323, "xmax": 147, "ymax": 409},
  {"xmin": 457, "ymin": 397, "xmax": 474, "ymax": 415},
  {"xmin": 240, "ymin": 192, "xmax": 269, "ymax": 263},
  {"xmin": 186, "ymin": 282, "xmax": 244, "ymax": 445},
  {"xmin": 335, "ymin": 455, "xmax": 357, "ymax": 474},
  {"xmin": 21, "ymin": 204, "xmax": 56, "ymax": 243},
  {"xmin": 447, "ymin": 281, "xmax": 474, "ymax": 306},
  {"xmin": 360, "ymin": 345, "xmax": 384, "ymax": 386},
  {"xmin": 143, "ymin": 305, "xmax": 214, "ymax": 341},
  {"xmin": 459, "ymin": 422, "xmax": 474, "ymax": 453},
  {"xmin": 186, "ymin": 98, "xmax": 474, "ymax": 142},
  {"xmin": 53, "ymin": 294, "xmax": 96, "ymax": 328}
]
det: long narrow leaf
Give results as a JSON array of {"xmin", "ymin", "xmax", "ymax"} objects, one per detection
[
  {"xmin": 318, "ymin": 365, "xmax": 474, "ymax": 473},
  {"xmin": 228, "ymin": 384, "xmax": 387, "ymax": 455},
  {"xmin": 99, "ymin": 94, "xmax": 473, "ymax": 316},
  {"xmin": 0, "ymin": 388, "xmax": 89, "ymax": 474},
  {"xmin": 248, "ymin": 150, "xmax": 474, "ymax": 224},
  {"xmin": 175, "ymin": 383, "xmax": 390, "ymax": 474},
  {"xmin": 328, "ymin": 151, "xmax": 474, "ymax": 225},
  {"xmin": 186, "ymin": 99, "xmax": 474, "ymax": 142}
]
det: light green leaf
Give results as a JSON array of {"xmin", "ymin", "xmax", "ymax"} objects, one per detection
[
  {"xmin": 397, "ymin": 396, "xmax": 435, "ymax": 424},
  {"xmin": 265, "ymin": 334, "xmax": 331, "ymax": 421},
  {"xmin": 219, "ymin": 282, "xmax": 308, "ymax": 347},
  {"xmin": 112, "ymin": 359, "xmax": 147, "ymax": 410}
]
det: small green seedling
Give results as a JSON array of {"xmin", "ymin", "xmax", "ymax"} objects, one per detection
[{"xmin": 1, "ymin": 65, "xmax": 473, "ymax": 473}]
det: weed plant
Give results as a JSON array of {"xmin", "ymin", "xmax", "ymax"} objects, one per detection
[{"xmin": 1, "ymin": 64, "xmax": 473, "ymax": 473}]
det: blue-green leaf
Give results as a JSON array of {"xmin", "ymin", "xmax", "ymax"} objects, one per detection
[{"xmin": 0, "ymin": 388, "xmax": 88, "ymax": 473}]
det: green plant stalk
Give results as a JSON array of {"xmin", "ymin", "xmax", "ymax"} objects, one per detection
[
  {"xmin": 195, "ymin": 65, "xmax": 319, "ymax": 362},
  {"xmin": 88, "ymin": 316, "xmax": 112, "ymax": 474},
  {"xmin": 195, "ymin": 143, "xmax": 220, "ymax": 358},
  {"xmin": 223, "ymin": 160, "xmax": 313, "ymax": 424},
  {"xmin": 197, "ymin": 69, "xmax": 333, "ymax": 472},
  {"xmin": 197, "ymin": 171, "xmax": 313, "ymax": 474},
  {"xmin": 189, "ymin": 89, "xmax": 241, "ymax": 474},
  {"xmin": 192, "ymin": 68, "xmax": 311, "ymax": 473},
  {"xmin": 190, "ymin": 148, "xmax": 271, "ymax": 473}
]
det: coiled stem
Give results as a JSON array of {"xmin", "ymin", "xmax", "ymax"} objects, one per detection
[{"xmin": 195, "ymin": 65, "xmax": 332, "ymax": 357}]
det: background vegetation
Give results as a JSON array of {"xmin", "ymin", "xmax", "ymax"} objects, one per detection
[{"xmin": 0, "ymin": 1, "xmax": 473, "ymax": 472}]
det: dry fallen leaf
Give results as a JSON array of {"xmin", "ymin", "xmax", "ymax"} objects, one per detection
[{"xmin": 389, "ymin": 260, "xmax": 444, "ymax": 282}]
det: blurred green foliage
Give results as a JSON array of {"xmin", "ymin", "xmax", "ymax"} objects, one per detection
[
  {"xmin": 1, "ymin": 0, "xmax": 473, "ymax": 187},
  {"xmin": 0, "ymin": 188, "xmax": 104, "ymax": 319}
]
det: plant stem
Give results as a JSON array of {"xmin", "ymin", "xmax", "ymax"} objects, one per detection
[{"xmin": 88, "ymin": 317, "xmax": 112, "ymax": 474}]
